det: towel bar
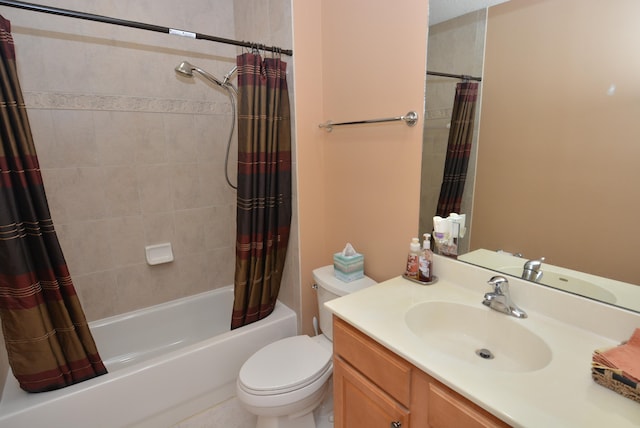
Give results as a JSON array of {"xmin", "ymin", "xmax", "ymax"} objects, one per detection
[{"xmin": 319, "ymin": 111, "xmax": 418, "ymax": 132}]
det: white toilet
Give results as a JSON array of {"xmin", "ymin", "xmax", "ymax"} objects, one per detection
[{"xmin": 236, "ymin": 265, "xmax": 376, "ymax": 428}]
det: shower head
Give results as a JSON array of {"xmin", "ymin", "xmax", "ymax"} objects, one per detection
[
  {"xmin": 175, "ymin": 61, "xmax": 196, "ymax": 77},
  {"xmin": 175, "ymin": 60, "xmax": 233, "ymax": 89}
]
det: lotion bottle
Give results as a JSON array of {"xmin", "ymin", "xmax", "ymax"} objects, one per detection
[
  {"xmin": 405, "ymin": 238, "xmax": 421, "ymax": 279},
  {"xmin": 418, "ymin": 233, "xmax": 433, "ymax": 282}
]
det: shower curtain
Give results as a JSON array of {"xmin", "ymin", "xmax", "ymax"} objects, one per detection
[
  {"xmin": 231, "ymin": 52, "xmax": 292, "ymax": 329},
  {"xmin": 0, "ymin": 16, "xmax": 107, "ymax": 392},
  {"xmin": 436, "ymin": 81, "xmax": 479, "ymax": 216}
]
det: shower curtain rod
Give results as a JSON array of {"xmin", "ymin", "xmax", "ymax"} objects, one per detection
[
  {"xmin": 427, "ymin": 70, "xmax": 481, "ymax": 82},
  {"xmin": 0, "ymin": 0, "xmax": 293, "ymax": 56}
]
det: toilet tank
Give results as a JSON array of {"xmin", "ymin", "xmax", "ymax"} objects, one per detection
[{"xmin": 312, "ymin": 265, "xmax": 376, "ymax": 341}]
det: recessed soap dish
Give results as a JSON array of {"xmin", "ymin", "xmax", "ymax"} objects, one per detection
[{"xmin": 145, "ymin": 243, "xmax": 174, "ymax": 265}]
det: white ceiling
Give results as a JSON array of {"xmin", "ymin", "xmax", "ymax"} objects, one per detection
[{"xmin": 429, "ymin": 0, "xmax": 511, "ymax": 26}]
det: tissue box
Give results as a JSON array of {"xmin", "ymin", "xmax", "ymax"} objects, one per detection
[{"xmin": 333, "ymin": 252, "xmax": 364, "ymax": 282}]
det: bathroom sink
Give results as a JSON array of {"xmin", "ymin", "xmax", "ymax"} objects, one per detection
[
  {"xmin": 405, "ymin": 301, "xmax": 552, "ymax": 373},
  {"xmin": 498, "ymin": 266, "xmax": 617, "ymax": 304}
]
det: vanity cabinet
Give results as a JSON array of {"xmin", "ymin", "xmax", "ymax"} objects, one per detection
[{"xmin": 332, "ymin": 316, "xmax": 510, "ymax": 428}]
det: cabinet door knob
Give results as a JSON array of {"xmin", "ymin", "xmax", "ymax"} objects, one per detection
[{"xmin": 390, "ymin": 422, "xmax": 402, "ymax": 428}]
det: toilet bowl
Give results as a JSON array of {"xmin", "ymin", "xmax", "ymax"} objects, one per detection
[{"xmin": 236, "ymin": 265, "xmax": 376, "ymax": 428}]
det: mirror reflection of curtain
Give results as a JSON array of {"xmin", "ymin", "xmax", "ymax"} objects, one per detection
[
  {"xmin": 0, "ymin": 15, "xmax": 107, "ymax": 392},
  {"xmin": 435, "ymin": 81, "xmax": 479, "ymax": 216},
  {"xmin": 231, "ymin": 52, "xmax": 292, "ymax": 329}
]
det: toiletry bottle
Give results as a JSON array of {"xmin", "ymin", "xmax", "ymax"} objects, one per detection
[
  {"xmin": 419, "ymin": 233, "xmax": 433, "ymax": 282},
  {"xmin": 405, "ymin": 238, "xmax": 421, "ymax": 279}
]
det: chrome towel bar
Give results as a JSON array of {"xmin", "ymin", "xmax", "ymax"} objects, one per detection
[{"xmin": 319, "ymin": 111, "xmax": 418, "ymax": 132}]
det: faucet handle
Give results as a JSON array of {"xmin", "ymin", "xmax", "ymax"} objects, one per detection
[
  {"xmin": 487, "ymin": 275, "xmax": 509, "ymax": 294},
  {"xmin": 524, "ymin": 257, "xmax": 545, "ymax": 271}
]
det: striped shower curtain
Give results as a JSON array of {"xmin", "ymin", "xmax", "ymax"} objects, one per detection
[
  {"xmin": 0, "ymin": 16, "xmax": 107, "ymax": 392},
  {"xmin": 231, "ymin": 52, "xmax": 292, "ymax": 329},
  {"xmin": 436, "ymin": 81, "xmax": 479, "ymax": 216}
]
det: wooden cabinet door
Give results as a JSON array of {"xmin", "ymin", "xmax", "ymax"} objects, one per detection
[
  {"xmin": 334, "ymin": 356, "xmax": 410, "ymax": 428},
  {"xmin": 426, "ymin": 379, "xmax": 511, "ymax": 428}
]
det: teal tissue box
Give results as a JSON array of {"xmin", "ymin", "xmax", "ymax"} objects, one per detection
[{"xmin": 333, "ymin": 252, "xmax": 364, "ymax": 282}]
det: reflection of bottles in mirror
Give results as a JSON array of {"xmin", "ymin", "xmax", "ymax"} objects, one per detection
[
  {"xmin": 405, "ymin": 238, "xmax": 421, "ymax": 279},
  {"xmin": 419, "ymin": 234, "xmax": 433, "ymax": 282},
  {"xmin": 433, "ymin": 231, "xmax": 457, "ymax": 258}
]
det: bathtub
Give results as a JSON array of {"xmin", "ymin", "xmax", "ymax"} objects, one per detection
[{"xmin": 0, "ymin": 285, "xmax": 297, "ymax": 427}]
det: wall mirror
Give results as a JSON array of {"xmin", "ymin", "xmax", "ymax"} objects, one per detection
[{"xmin": 421, "ymin": 0, "xmax": 640, "ymax": 313}]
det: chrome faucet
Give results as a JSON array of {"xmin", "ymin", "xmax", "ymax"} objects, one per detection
[
  {"xmin": 482, "ymin": 275, "xmax": 527, "ymax": 318},
  {"xmin": 522, "ymin": 257, "xmax": 544, "ymax": 282}
]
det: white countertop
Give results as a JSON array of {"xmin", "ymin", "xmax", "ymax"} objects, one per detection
[{"xmin": 325, "ymin": 255, "xmax": 640, "ymax": 428}]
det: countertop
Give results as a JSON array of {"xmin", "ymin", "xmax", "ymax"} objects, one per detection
[{"xmin": 325, "ymin": 255, "xmax": 640, "ymax": 427}]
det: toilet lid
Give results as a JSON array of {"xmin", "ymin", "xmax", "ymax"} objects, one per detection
[{"xmin": 238, "ymin": 335, "xmax": 332, "ymax": 395}]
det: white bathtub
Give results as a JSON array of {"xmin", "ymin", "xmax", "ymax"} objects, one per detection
[{"xmin": 0, "ymin": 285, "xmax": 297, "ymax": 427}]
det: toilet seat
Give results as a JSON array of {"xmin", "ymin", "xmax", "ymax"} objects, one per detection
[{"xmin": 238, "ymin": 335, "xmax": 332, "ymax": 396}]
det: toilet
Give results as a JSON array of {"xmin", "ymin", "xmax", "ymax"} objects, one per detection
[{"xmin": 236, "ymin": 265, "xmax": 376, "ymax": 428}]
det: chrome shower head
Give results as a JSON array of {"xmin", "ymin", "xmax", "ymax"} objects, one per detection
[
  {"xmin": 175, "ymin": 61, "xmax": 195, "ymax": 77},
  {"xmin": 175, "ymin": 60, "xmax": 225, "ymax": 87}
]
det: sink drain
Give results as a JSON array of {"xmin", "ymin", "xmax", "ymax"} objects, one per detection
[{"xmin": 475, "ymin": 348, "xmax": 495, "ymax": 360}]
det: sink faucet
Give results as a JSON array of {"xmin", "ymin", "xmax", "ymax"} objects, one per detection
[
  {"xmin": 482, "ymin": 276, "xmax": 527, "ymax": 318},
  {"xmin": 522, "ymin": 257, "xmax": 544, "ymax": 282}
]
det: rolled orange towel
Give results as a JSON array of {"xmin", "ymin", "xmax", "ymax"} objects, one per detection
[{"xmin": 593, "ymin": 328, "xmax": 640, "ymax": 383}]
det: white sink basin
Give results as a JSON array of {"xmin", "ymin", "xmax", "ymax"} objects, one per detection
[
  {"xmin": 405, "ymin": 301, "xmax": 552, "ymax": 373},
  {"xmin": 498, "ymin": 266, "xmax": 617, "ymax": 304}
]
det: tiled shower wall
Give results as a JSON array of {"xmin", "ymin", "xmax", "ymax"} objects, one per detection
[
  {"xmin": 420, "ymin": 10, "xmax": 486, "ymax": 251},
  {"xmin": 0, "ymin": 0, "xmax": 297, "ymax": 395}
]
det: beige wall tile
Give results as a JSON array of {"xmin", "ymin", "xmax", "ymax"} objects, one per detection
[
  {"xmin": 164, "ymin": 114, "xmax": 199, "ymax": 164},
  {"xmin": 173, "ymin": 208, "xmax": 208, "ymax": 256},
  {"xmin": 203, "ymin": 205, "xmax": 235, "ymax": 250},
  {"xmin": 108, "ymin": 216, "xmax": 146, "ymax": 267},
  {"xmin": 49, "ymin": 110, "xmax": 99, "ymax": 168},
  {"xmin": 113, "ymin": 264, "xmax": 158, "ymax": 313},
  {"xmin": 73, "ymin": 270, "xmax": 119, "ymax": 321},
  {"xmin": 143, "ymin": 212, "xmax": 176, "ymax": 246},
  {"xmin": 193, "ymin": 113, "xmax": 234, "ymax": 163},
  {"xmin": 135, "ymin": 112, "xmax": 167, "ymax": 164},
  {"xmin": 137, "ymin": 164, "xmax": 175, "ymax": 214},
  {"xmin": 198, "ymin": 162, "xmax": 237, "ymax": 206},
  {"xmin": 175, "ymin": 252, "xmax": 210, "ymax": 297},
  {"xmin": 103, "ymin": 166, "xmax": 141, "ymax": 217},
  {"xmin": 205, "ymin": 248, "xmax": 236, "ymax": 289},
  {"xmin": 27, "ymin": 109, "xmax": 55, "ymax": 167},
  {"xmin": 58, "ymin": 220, "xmax": 114, "ymax": 275},
  {"xmin": 172, "ymin": 163, "xmax": 204, "ymax": 210},
  {"xmin": 44, "ymin": 167, "xmax": 107, "ymax": 223},
  {"xmin": 94, "ymin": 111, "xmax": 142, "ymax": 166}
]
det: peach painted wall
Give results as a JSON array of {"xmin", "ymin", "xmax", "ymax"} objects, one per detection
[
  {"xmin": 472, "ymin": 0, "xmax": 640, "ymax": 284},
  {"xmin": 293, "ymin": 0, "xmax": 429, "ymax": 334}
]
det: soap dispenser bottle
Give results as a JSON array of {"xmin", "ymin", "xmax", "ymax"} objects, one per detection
[
  {"xmin": 418, "ymin": 233, "xmax": 433, "ymax": 282},
  {"xmin": 405, "ymin": 238, "xmax": 421, "ymax": 279}
]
